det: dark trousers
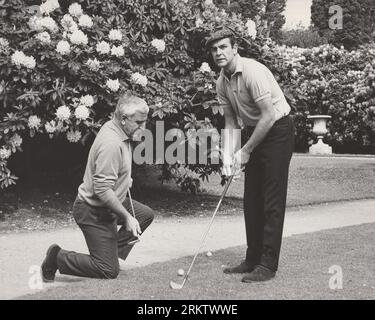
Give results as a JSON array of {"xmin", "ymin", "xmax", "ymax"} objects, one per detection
[
  {"xmin": 56, "ymin": 197, "xmax": 154, "ymax": 279},
  {"xmin": 244, "ymin": 115, "xmax": 294, "ymax": 272}
]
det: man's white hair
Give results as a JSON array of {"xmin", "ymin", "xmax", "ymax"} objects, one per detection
[{"xmin": 115, "ymin": 93, "xmax": 149, "ymax": 118}]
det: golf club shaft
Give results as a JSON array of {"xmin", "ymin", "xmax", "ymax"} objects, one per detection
[
  {"xmin": 180, "ymin": 175, "xmax": 234, "ymax": 285},
  {"xmin": 128, "ymin": 189, "xmax": 135, "ymax": 218},
  {"xmin": 127, "ymin": 188, "xmax": 141, "ymax": 242}
]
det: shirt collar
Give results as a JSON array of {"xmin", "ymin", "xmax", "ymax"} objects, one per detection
[
  {"xmin": 110, "ymin": 119, "xmax": 130, "ymax": 142},
  {"xmin": 220, "ymin": 54, "xmax": 243, "ymax": 81}
]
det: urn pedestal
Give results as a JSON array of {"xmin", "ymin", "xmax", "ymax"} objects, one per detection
[{"xmin": 307, "ymin": 115, "xmax": 332, "ymax": 155}]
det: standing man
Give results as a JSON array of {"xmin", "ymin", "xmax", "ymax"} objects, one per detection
[
  {"xmin": 41, "ymin": 93, "xmax": 154, "ymax": 281},
  {"xmin": 206, "ymin": 29, "xmax": 294, "ymax": 282}
]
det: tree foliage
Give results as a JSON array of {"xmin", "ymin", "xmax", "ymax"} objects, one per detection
[
  {"xmin": 311, "ymin": 0, "xmax": 375, "ymax": 49},
  {"xmin": 214, "ymin": 0, "xmax": 286, "ymax": 38},
  {"xmin": 279, "ymin": 24, "xmax": 328, "ymax": 48}
]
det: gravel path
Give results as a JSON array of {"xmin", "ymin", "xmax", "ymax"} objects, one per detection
[{"xmin": 1, "ymin": 199, "xmax": 375, "ymax": 300}]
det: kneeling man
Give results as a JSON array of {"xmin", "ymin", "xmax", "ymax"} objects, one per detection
[{"xmin": 41, "ymin": 93, "xmax": 154, "ymax": 281}]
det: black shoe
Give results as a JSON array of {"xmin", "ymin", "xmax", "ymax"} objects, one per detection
[
  {"xmin": 223, "ymin": 261, "xmax": 255, "ymax": 274},
  {"xmin": 241, "ymin": 265, "xmax": 276, "ymax": 282},
  {"xmin": 41, "ymin": 244, "xmax": 61, "ymax": 282}
]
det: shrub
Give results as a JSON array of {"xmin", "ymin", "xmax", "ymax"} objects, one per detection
[
  {"xmin": 0, "ymin": 0, "xmax": 269, "ymax": 190},
  {"xmin": 1, "ymin": 0, "xmax": 374, "ymax": 193},
  {"xmin": 311, "ymin": 0, "xmax": 375, "ymax": 49},
  {"xmin": 276, "ymin": 43, "xmax": 375, "ymax": 152},
  {"xmin": 279, "ymin": 25, "xmax": 328, "ymax": 48}
]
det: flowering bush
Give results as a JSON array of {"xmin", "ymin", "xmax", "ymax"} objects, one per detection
[
  {"xmin": 0, "ymin": 0, "xmax": 181, "ymax": 187},
  {"xmin": 0, "ymin": 0, "xmax": 269, "ymax": 190},
  {"xmin": 274, "ymin": 43, "xmax": 375, "ymax": 151},
  {"xmin": 0, "ymin": 0, "xmax": 374, "ymax": 191}
]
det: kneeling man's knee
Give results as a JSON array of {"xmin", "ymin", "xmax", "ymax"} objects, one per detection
[
  {"xmin": 105, "ymin": 264, "xmax": 120, "ymax": 279},
  {"xmin": 147, "ymin": 208, "xmax": 155, "ymax": 223},
  {"xmin": 141, "ymin": 207, "xmax": 155, "ymax": 230}
]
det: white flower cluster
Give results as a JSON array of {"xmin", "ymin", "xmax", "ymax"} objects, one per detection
[
  {"xmin": 56, "ymin": 40, "xmax": 71, "ymax": 55},
  {"xmin": 61, "ymin": 14, "xmax": 78, "ymax": 32},
  {"xmin": 199, "ymin": 62, "xmax": 211, "ymax": 73},
  {"xmin": 10, "ymin": 134, "xmax": 22, "ymax": 148},
  {"xmin": 57, "ymin": 5, "xmax": 91, "ymax": 49},
  {"xmin": 151, "ymin": 39, "xmax": 166, "ymax": 53},
  {"xmin": 68, "ymin": 3, "xmax": 83, "ymax": 17},
  {"xmin": 290, "ymin": 69, "xmax": 298, "ymax": 77},
  {"xmin": 78, "ymin": 14, "xmax": 93, "ymax": 28},
  {"xmin": 11, "ymin": 51, "xmax": 36, "ymax": 69},
  {"xmin": 75, "ymin": 105, "xmax": 90, "ymax": 120},
  {"xmin": 0, "ymin": 147, "xmax": 11, "ymax": 160},
  {"xmin": 86, "ymin": 58, "xmax": 100, "ymax": 71},
  {"xmin": 353, "ymin": 83, "xmax": 370, "ymax": 96},
  {"xmin": 131, "ymin": 72, "xmax": 148, "ymax": 87},
  {"xmin": 56, "ymin": 105, "xmax": 71, "ymax": 121},
  {"xmin": 66, "ymin": 130, "xmax": 82, "ymax": 143},
  {"xmin": 204, "ymin": 83, "xmax": 213, "ymax": 90},
  {"xmin": 262, "ymin": 44, "xmax": 270, "ymax": 51},
  {"xmin": 347, "ymin": 70, "xmax": 365, "ymax": 78},
  {"xmin": 96, "ymin": 41, "xmax": 110, "ymax": 54},
  {"xmin": 40, "ymin": 0, "xmax": 60, "ymax": 15},
  {"xmin": 40, "ymin": 16, "xmax": 59, "ymax": 33},
  {"xmin": 0, "ymin": 37, "xmax": 9, "ymax": 53},
  {"xmin": 45, "ymin": 120, "xmax": 57, "ymax": 133},
  {"xmin": 79, "ymin": 94, "xmax": 95, "ymax": 107},
  {"xmin": 274, "ymin": 45, "xmax": 307, "ymax": 67},
  {"xmin": 69, "ymin": 29, "xmax": 88, "ymax": 45},
  {"xmin": 111, "ymin": 45, "xmax": 124, "ymax": 57},
  {"xmin": 195, "ymin": 17, "xmax": 204, "ymax": 28},
  {"xmin": 106, "ymin": 79, "xmax": 120, "ymax": 92},
  {"xmin": 28, "ymin": 16, "xmax": 43, "ymax": 32},
  {"xmin": 35, "ymin": 32, "xmax": 51, "ymax": 45},
  {"xmin": 28, "ymin": 115, "xmax": 42, "ymax": 129},
  {"xmin": 245, "ymin": 19, "xmax": 257, "ymax": 40},
  {"xmin": 109, "ymin": 29, "xmax": 122, "ymax": 41}
]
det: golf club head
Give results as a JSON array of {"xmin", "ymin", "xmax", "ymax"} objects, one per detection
[{"xmin": 169, "ymin": 280, "xmax": 184, "ymax": 290}]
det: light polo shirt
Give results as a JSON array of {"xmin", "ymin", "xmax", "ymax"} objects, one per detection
[
  {"xmin": 78, "ymin": 119, "xmax": 132, "ymax": 207},
  {"xmin": 216, "ymin": 55, "xmax": 291, "ymax": 127}
]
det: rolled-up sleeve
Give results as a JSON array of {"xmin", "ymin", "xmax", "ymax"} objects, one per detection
[
  {"xmin": 93, "ymin": 142, "xmax": 122, "ymax": 199},
  {"xmin": 246, "ymin": 70, "xmax": 272, "ymax": 103}
]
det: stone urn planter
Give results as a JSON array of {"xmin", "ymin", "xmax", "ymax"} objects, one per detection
[{"xmin": 307, "ymin": 115, "xmax": 332, "ymax": 155}]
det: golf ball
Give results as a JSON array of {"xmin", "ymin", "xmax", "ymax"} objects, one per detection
[
  {"xmin": 206, "ymin": 251, "xmax": 212, "ymax": 257},
  {"xmin": 177, "ymin": 269, "xmax": 185, "ymax": 276}
]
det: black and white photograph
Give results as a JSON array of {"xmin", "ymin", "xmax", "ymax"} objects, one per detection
[{"xmin": 0, "ymin": 0, "xmax": 374, "ymax": 307}]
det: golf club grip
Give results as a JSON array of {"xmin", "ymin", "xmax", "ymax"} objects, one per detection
[{"xmin": 183, "ymin": 175, "xmax": 234, "ymax": 279}]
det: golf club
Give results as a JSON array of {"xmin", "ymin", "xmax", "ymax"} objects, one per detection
[
  {"xmin": 127, "ymin": 189, "xmax": 141, "ymax": 245},
  {"xmin": 170, "ymin": 175, "xmax": 234, "ymax": 290}
]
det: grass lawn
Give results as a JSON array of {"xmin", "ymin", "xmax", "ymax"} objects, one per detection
[
  {"xmin": 106, "ymin": 155, "xmax": 375, "ymax": 216},
  {"xmin": 21, "ymin": 222, "xmax": 375, "ymax": 300},
  {"xmin": 0, "ymin": 155, "xmax": 374, "ymax": 232},
  {"xmin": 195, "ymin": 155, "xmax": 375, "ymax": 206}
]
